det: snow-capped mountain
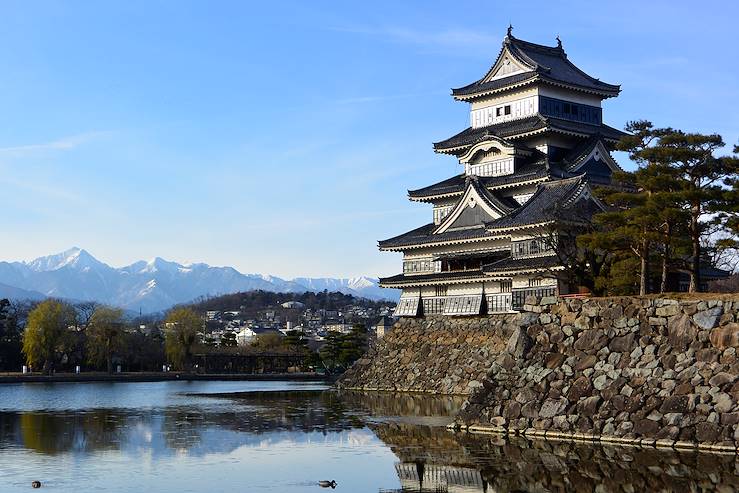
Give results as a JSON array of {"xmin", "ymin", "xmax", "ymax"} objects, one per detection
[{"xmin": 0, "ymin": 248, "xmax": 398, "ymax": 313}]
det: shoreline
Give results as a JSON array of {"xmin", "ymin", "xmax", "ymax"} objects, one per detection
[
  {"xmin": 449, "ymin": 423, "xmax": 739, "ymax": 455},
  {"xmin": 0, "ymin": 372, "xmax": 333, "ymax": 384}
]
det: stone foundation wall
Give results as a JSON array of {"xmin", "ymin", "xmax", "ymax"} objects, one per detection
[
  {"xmin": 338, "ymin": 315, "xmax": 520, "ymax": 395},
  {"xmin": 340, "ymin": 294, "xmax": 739, "ymax": 448},
  {"xmin": 457, "ymin": 296, "xmax": 739, "ymax": 449}
]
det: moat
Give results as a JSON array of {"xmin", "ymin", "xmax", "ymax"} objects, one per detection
[{"xmin": 0, "ymin": 381, "xmax": 737, "ymax": 492}]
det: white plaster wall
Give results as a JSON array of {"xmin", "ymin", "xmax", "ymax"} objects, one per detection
[
  {"xmin": 470, "ymin": 95, "xmax": 538, "ymax": 128},
  {"xmin": 470, "ymin": 87, "xmax": 538, "ymax": 110}
]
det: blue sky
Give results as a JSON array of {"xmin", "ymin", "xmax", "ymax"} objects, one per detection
[{"xmin": 0, "ymin": 0, "xmax": 737, "ymax": 278}]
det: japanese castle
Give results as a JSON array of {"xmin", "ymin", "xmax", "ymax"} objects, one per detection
[{"xmin": 379, "ymin": 27, "xmax": 626, "ymax": 317}]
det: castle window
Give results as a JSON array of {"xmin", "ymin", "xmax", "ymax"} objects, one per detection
[
  {"xmin": 496, "ymin": 107, "xmax": 503, "ymax": 117},
  {"xmin": 504, "ymin": 105, "xmax": 511, "ymax": 115},
  {"xmin": 435, "ymin": 286, "xmax": 447, "ymax": 297},
  {"xmin": 500, "ymin": 280, "xmax": 512, "ymax": 292},
  {"xmin": 530, "ymin": 240, "xmax": 539, "ymax": 254}
]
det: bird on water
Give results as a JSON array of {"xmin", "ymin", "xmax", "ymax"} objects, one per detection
[{"xmin": 318, "ymin": 480, "xmax": 337, "ymax": 488}]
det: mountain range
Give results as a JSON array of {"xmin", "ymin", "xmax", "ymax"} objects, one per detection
[{"xmin": 0, "ymin": 248, "xmax": 398, "ymax": 313}]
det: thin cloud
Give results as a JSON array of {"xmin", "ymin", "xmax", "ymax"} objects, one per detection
[
  {"xmin": 0, "ymin": 175, "xmax": 84, "ymax": 203},
  {"xmin": 335, "ymin": 91, "xmax": 447, "ymax": 105},
  {"xmin": 329, "ymin": 25, "xmax": 499, "ymax": 50},
  {"xmin": 0, "ymin": 131, "xmax": 110, "ymax": 157}
]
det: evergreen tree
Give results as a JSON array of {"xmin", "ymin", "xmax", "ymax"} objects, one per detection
[
  {"xmin": 319, "ymin": 331, "xmax": 343, "ymax": 371},
  {"xmin": 0, "ymin": 299, "xmax": 22, "ymax": 371},
  {"xmin": 715, "ymin": 144, "xmax": 739, "ymax": 263},
  {"xmin": 283, "ymin": 329, "xmax": 308, "ymax": 352},
  {"xmin": 220, "ymin": 331, "xmax": 237, "ymax": 347},
  {"xmin": 585, "ymin": 121, "xmax": 737, "ymax": 295},
  {"xmin": 338, "ymin": 324, "xmax": 367, "ymax": 367},
  {"xmin": 639, "ymin": 131, "xmax": 739, "ymax": 291}
]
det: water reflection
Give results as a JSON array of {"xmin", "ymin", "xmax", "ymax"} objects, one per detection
[
  {"xmin": 0, "ymin": 386, "xmax": 738, "ymax": 492},
  {"xmin": 375, "ymin": 424, "xmax": 739, "ymax": 492},
  {"xmin": 0, "ymin": 390, "xmax": 369, "ymax": 456}
]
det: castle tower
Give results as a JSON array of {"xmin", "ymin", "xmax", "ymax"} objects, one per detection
[{"xmin": 379, "ymin": 28, "xmax": 626, "ymax": 317}]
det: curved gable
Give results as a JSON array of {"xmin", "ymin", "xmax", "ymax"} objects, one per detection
[
  {"xmin": 435, "ymin": 180, "xmax": 511, "ymax": 234},
  {"xmin": 568, "ymin": 139, "xmax": 622, "ymax": 174}
]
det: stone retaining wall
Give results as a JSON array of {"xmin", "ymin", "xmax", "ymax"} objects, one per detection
[
  {"xmin": 338, "ymin": 315, "xmax": 520, "ymax": 395},
  {"xmin": 457, "ymin": 296, "xmax": 739, "ymax": 449},
  {"xmin": 340, "ymin": 295, "xmax": 739, "ymax": 449}
]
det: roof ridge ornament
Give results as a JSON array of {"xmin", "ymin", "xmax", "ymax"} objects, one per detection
[
  {"xmin": 556, "ymin": 34, "xmax": 567, "ymax": 58},
  {"xmin": 503, "ymin": 24, "xmax": 513, "ymax": 44}
]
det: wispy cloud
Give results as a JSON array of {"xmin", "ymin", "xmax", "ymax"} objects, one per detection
[
  {"xmin": 334, "ymin": 91, "xmax": 447, "ymax": 105},
  {"xmin": 329, "ymin": 25, "xmax": 499, "ymax": 51},
  {"xmin": 0, "ymin": 174, "xmax": 84, "ymax": 203},
  {"xmin": 0, "ymin": 131, "xmax": 110, "ymax": 157}
]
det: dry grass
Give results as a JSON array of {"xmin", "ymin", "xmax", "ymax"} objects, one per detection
[{"xmin": 578, "ymin": 292, "xmax": 739, "ymax": 302}]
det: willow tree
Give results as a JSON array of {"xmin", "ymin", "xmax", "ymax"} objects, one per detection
[
  {"xmin": 23, "ymin": 300, "xmax": 76, "ymax": 374},
  {"xmin": 86, "ymin": 306, "xmax": 126, "ymax": 374},
  {"xmin": 164, "ymin": 307, "xmax": 203, "ymax": 371}
]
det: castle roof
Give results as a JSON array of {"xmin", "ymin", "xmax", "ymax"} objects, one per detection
[
  {"xmin": 451, "ymin": 31, "xmax": 620, "ymax": 100},
  {"xmin": 380, "ymin": 175, "xmax": 602, "ymax": 251},
  {"xmin": 433, "ymin": 115, "xmax": 627, "ymax": 154},
  {"xmin": 408, "ymin": 160, "xmax": 553, "ymax": 202},
  {"xmin": 486, "ymin": 175, "xmax": 595, "ymax": 231},
  {"xmin": 378, "ymin": 270, "xmax": 488, "ymax": 287},
  {"xmin": 483, "ymin": 254, "xmax": 561, "ymax": 275},
  {"xmin": 378, "ymin": 223, "xmax": 494, "ymax": 250}
]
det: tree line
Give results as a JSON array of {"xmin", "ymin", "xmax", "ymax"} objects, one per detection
[
  {"xmin": 0, "ymin": 299, "xmax": 369, "ymax": 374},
  {"xmin": 549, "ymin": 121, "xmax": 739, "ymax": 296}
]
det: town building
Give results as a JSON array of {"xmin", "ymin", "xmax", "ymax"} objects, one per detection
[
  {"xmin": 379, "ymin": 27, "xmax": 626, "ymax": 316},
  {"xmin": 374, "ymin": 315, "xmax": 396, "ymax": 339}
]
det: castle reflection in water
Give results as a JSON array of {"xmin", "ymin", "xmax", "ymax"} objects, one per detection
[{"xmin": 1, "ymin": 390, "xmax": 737, "ymax": 492}]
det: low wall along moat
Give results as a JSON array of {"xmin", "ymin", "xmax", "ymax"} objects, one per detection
[{"xmin": 338, "ymin": 295, "xmax": 739, "ymax": 451}]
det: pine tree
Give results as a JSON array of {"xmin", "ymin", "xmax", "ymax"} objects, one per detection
[{"xmin": 640, "ymin": 132, "xmax": 739, "ymax": 291}]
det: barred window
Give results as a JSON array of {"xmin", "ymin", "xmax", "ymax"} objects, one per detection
[
  {"xmin": 403, "ymin": 259, "xmax": 438, "ymax": 274},
  {"xmin": 487, "ymin": 293, "xmax": 512, "ymax": 313},
  {"xmin": 443, "ymin": 295, "xmax": 483, "ymax": 315},
  {"xmin": 394, "ymin": 297, "xmax": 420, "ymax": 317}
]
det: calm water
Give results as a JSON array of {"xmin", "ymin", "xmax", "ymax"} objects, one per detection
[{"xmin": 0, "ymin": 381, "xmax": 737, "ymax": 492}]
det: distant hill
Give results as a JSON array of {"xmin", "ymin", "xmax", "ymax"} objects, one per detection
[
  {"xmin": 0, "ymin": 247, "xmax": 400, "ymax": 313},
  {"xmin": 188, "ymin": 290, "xmax": 394, "ymax": 317},
  {"xmin": 0, "ymin": 282, "xmax": 45, "ymax": 301}
]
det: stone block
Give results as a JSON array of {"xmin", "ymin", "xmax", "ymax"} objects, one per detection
[
  {"xmin": 693, "ymin": 307, "xmax": 723, "ymax": 330},
  {"xmin": 573, "ymin": 329, "xmax": 606, "ymax": 351},
  {"xmin": 656, "ymin": 304, "xmax": 681, "ymax": 317},
  {"xmin": 709, "ymin": 323, "xmax": 739, "ymax": 349},
  {"xmin": 539, "ymin": 397, "xmax": 568, "ymax": 418},
  {"xmin": 610, "ymin": 333, "xmax": 635, "ymax": 353},
  {"xmin": 660, "ymin": 395, "xmax": 690, "ymax": 414},
  {"xmin": 709, "ymin": 372, "xmax": 737, "ymax": 387},
  {"xmin": 567, "ymin": 376, "xmax": 592, "ymax": 402},
  {"xmin": 506, "ymin": 327, "xmax": 532, "ymax": 358}
]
